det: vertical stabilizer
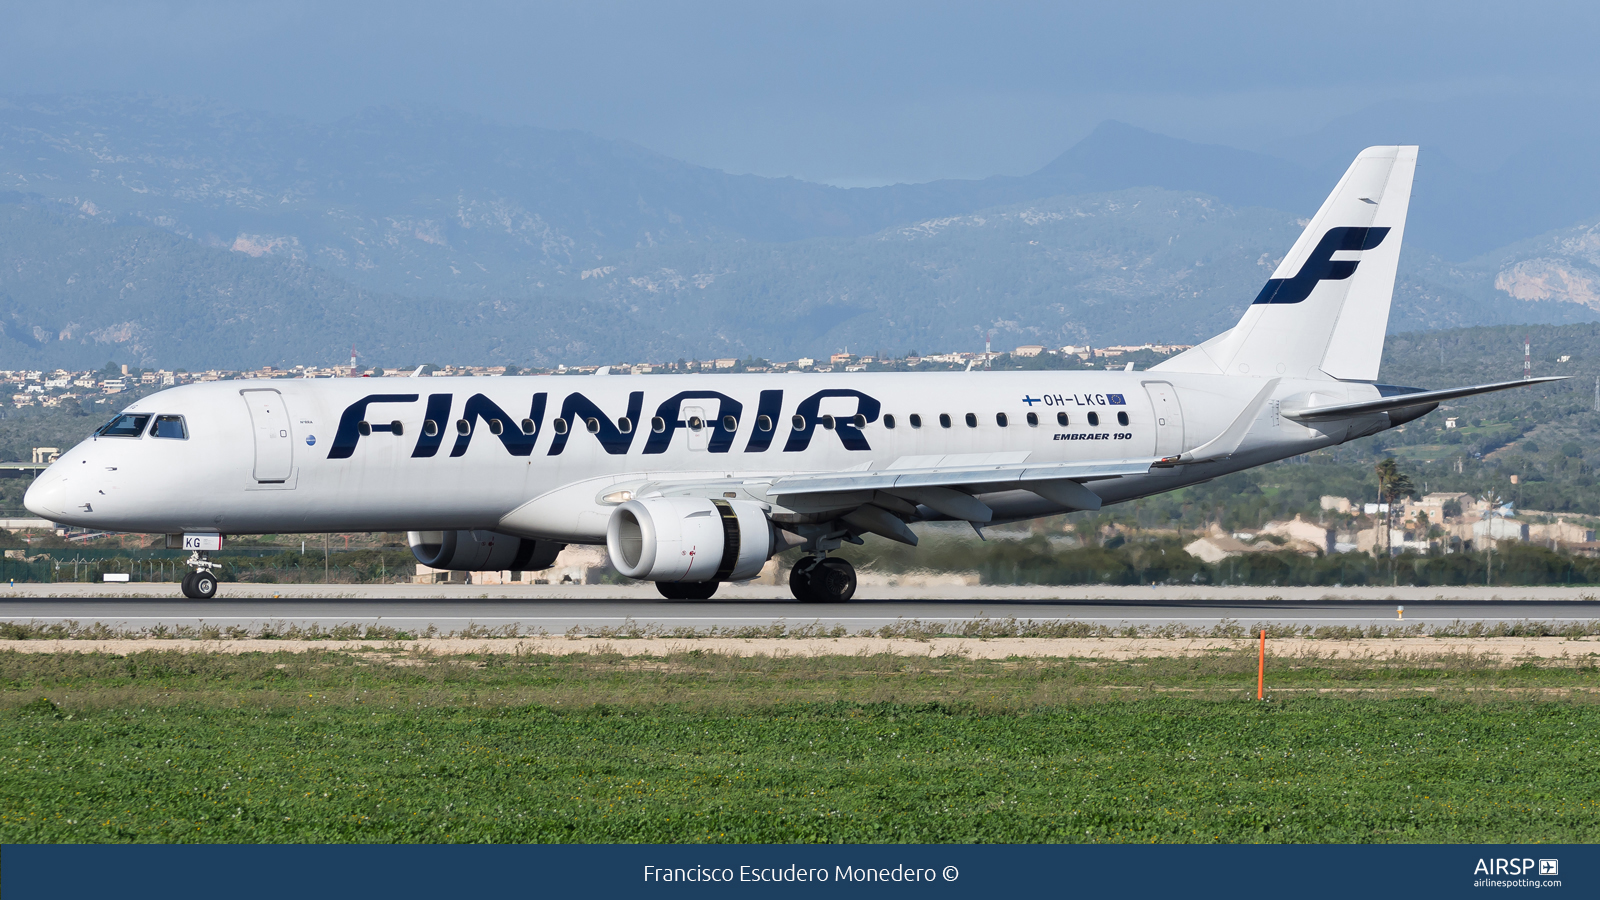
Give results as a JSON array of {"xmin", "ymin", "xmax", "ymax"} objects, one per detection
[{"xmin": 1155, "ymin": 146, "xmax": 1417, "ymax": 382}]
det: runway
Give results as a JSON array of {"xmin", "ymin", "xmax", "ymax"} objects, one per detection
[{"xmin": 2, "ymin": 585, "xmax": 1597, "ymax": 633}]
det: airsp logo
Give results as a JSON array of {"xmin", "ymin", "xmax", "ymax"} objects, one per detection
[{"xmin": 1473, "ymin": 858, "xmax": 1551, "ymax": 876}]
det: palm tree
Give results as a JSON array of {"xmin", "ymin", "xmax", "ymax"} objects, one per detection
[{"xmin": 1374, "ymin": 457, "xmax": 1415, "ymax": 558}]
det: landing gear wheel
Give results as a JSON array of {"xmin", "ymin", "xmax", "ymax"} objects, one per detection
[
  {"xmin": 182, "ymin": 570, "xmax": 218, "ymax": 599},
  {"xmin": 192, "ymin": 571, "xmax": 218, "ymax": 599},
  {"xmin": 789, "ymin": 556, "xmax": 821, "ymax": 601},
  {"xmin": 791, "ymin": 556, "xmax": 855, "ymax": 602},
  {"xmin": 656, "ymin": 581, "xmax": 719, "ymax": 600}
]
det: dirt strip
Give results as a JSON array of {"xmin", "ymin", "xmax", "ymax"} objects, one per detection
[{"xmin": 2, "ymin": 636, "xmax": 1598, "ymax": 660}]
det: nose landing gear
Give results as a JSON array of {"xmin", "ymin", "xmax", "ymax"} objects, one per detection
[
  {"xmin": 180, "ymin": 552, "xmax": 219, "ymax": 599},
  {"xmin": 790, "ymin": 554, "xmax": 856, "ymax": 603}
]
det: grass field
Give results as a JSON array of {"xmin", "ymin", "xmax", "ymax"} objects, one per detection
[{"xmin": 1, "ymin": 647, "xmax": 1596, "ymax": 843}]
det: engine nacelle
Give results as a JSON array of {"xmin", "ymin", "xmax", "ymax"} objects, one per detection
[
  {"xmin": 407, "ymin": 530, "xmax": 565, "ymax": 571},
  {"xmin": 606, "ymin": 497, "xmax": 773, "ymax": 583}
]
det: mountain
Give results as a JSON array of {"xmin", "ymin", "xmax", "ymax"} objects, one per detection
[
  {"xmin": 2, "ymin": 93, "xmax": 1600, "ymax": 370},
  {"xmin": 0, "ymin": 97, "xmax": 1331, "ymax": 301},
  {"xmin": 4, "ymin": 182, "xmax": 1597, "ymax": 371}
]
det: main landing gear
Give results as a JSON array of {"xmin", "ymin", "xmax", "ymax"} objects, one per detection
[
  {"xmin": 180, "ymin": 551, "xmax": 219, "ymax": 600},
  {"xmin": 657, "ymin": 581, "xmax": 719, "ymax": 600},
  {"xmin": 790, "ymin": 554, "xmax": 856, "ymax": 603}
]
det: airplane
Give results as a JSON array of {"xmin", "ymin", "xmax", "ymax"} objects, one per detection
[{"xmin": 24, "ymin": 145, "xmax": 1562, "ymax": 601}]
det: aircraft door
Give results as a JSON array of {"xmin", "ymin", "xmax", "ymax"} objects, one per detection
[
  {"xmin": 241, "ymin": 390, "xmax": 294, "ymax": 482},
  {"xmin": 682, "ymin": 405, "xmax": 707, "ymax": 450},
  {"xmin": 1142, "ymin": 381, "xmax": 1185, "ymax": 458}
]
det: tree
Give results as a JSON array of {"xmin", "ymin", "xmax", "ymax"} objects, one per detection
[{"xmin": 1374, "ymin": 457, "xmax": 1415, "ymax": 557}]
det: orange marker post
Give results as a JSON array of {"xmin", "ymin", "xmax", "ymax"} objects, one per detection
[{"xmin": 1257, "ymin": 629, "xmax": 1265, "ymax": 700}]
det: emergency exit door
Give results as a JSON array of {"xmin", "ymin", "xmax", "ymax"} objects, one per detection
[
  {"xmin": 242, "ymin": 390, "xmax": 294, "ymax": 482},
  {"xmin": 1142, "ymin": 381, "xmax": 1185, "ymax": 458}
]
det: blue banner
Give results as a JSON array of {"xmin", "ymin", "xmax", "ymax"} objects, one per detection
[{"xmin": 4, "ymin": 843, "xmax": 1592, "ymax": 899}]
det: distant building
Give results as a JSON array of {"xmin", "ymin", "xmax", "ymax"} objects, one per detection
[
  {"xmin": 1259, "ymin": 515, "xmax": 1335, "ymax": 554},
  {"xmin": 1320, "ymin": 495, "xmax": 1353, "ymax": 513},
  {"xmin": 1473, "ymin": 517, "xmax": 1529, "ymax": 543},
  {"xmin": 1013, "ymin": 345, "xmax": 1045, "ymax": 357}
]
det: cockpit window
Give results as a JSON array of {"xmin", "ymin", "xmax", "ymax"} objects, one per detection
[
  {"xmin": 150, "ymin": 415, "xmax": 188, "ymax": 440},
  {"xmin": 96, "ymin": 413, "xmax": 151, "ymax": 438}
]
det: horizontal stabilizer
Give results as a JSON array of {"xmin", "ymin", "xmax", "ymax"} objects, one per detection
[{"xmin": 1282, "ymin": 377, "xmax": 1567, "ymax": 422}]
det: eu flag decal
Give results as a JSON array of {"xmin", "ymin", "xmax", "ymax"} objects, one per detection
[{"xmin": 1106, "ymin": 394, "xmax": 1126, "ymax": 405}]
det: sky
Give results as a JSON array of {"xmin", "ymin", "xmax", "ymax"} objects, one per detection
[{"xmin": 2, "ymin": 1, "xmax": 1599, "ymax": 185}]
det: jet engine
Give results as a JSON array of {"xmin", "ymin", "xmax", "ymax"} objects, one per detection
[
  {"xmin": 407, "ymin": 530, "xmax": 565, "ymax": 571},
  {"xmin": 606, "ymin": 497, "xmax": 773, "ymax": 583}
]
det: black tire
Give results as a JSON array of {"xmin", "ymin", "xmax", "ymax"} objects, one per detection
[
  {"xmin": 811, "ymin": 557, "xmax": 856, "ymax": 603},
  {"xmin": 656, "ymin": 581, "xmax": 719, "ymax": 600},
  {"xmin": 180, "ymin": 571, "xmax": 199, "ymax": 599},
  {"xmin": 789, "ymin": 556, "xmax": 821, "ymax": 602},
  {"xmin": 192, "ymin": 571, "xmax": 219, "ymax": 599}
]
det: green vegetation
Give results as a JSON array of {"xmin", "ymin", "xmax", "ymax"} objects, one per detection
[{"xmin": 1, "ymin": 649, "xmax": 1595, "ymax": 843}]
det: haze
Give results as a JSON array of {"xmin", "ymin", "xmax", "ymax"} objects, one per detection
[{"xmin": 4, "ymin": 1, "xmax": 1599, "ymax": 185}]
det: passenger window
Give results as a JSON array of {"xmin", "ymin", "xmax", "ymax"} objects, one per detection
[
  {"xmin": 909, "ymin": 414, "xmax": 922, "ymax": 428},
  {"xmin": 358, "ymin": 421, "xmax": 372, "ymax": 436},
  {"xmin": 883, "ymin": 414, "xmax": 896, "ymax": 429},
  {"xmin": 756, "ymin": 415, "xmax": 773, "ymax": 432},
  {"xmin": 652, "ymin": 416, "xmax": 667, "ymax": 433},
  {"xmin": 1117, "ymin": 411, "xmax": 1130, "ymax": 426},
  {"xmin": 1088, "ymin": 411, "xmax": 1100, "ymax": 426},
  {"xmin": 965, "ymin": 413, "xmax": 977, "ymax": 428},
  {"xmin": 424, "ymin": 419, "xmax": 440, "ymax": 437},
  {"xmin": 722, "ymin": 415, "xmax": 737, "ymax": 431},
  {"xmin": 821, "ymin": 414, "xmax": 835, "ymax": 430},
  {"xmin": 150, "ymin": 415, "xmax": 187, "ymax": 440},
  {"xmin": 939, "ymin": 413, "xmax": 952, "ymax": 428},
  {"xmin": 585, "ymin": 417, "xmax": 601, "ymax": 434},
  {"xmin": 687, "ymin": 416, "xmax": 704, "ymax": 430},
  {"xmin": 519, "ymin": 418, "xmax": 537, "ymax": 435},
  {"xmin": 456, "ymin": 418, "xmax": 471, "ymax": 435},
  {"xmin": 97, "ymin": 413, "xmax": 151, "ymax": 438},
  {"xmin": 489, "ymin": 419, "xmax": 505, "ymax": 435},
  {"xmin": 1026, "ymin": 412, "xmax": 1038, "ymax": 427},
  {"xmin": 552, "ymin": 418, "xmax": 568, "ymax": 435},
  {"xmin": 792, "ymin": 414, "xmax": 805, "ymax": 430},
  {"xmin": 618, "ymin": 417, "xmax": 633, "ymax": 434},
  {"xmin": 851, "ymin": 414, "xmax": 867, "ymax": 428},
  {"xmin": 995, "ymin": 412, "xmax": 1008, "ymax": 427},
  {"xmin": 1057, "ymin": 412, "xmax": 1069, "ymax": 426}
]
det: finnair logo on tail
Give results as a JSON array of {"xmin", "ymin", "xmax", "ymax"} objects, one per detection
[{"xmin": 1251, "ymin": 226, "xmax": 1390, "ymax": 305}]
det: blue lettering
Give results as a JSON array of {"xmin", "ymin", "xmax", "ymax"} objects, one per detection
[
  {"xmin": 643, "ymin": 391, "xmax": 745, "ymax": 454},
  {"xmin": 328, "ymin": 393, "xmax": 419, "ymax": 459},
  {"xmin": 782, "ymin": 389, "xmax": 880, "ymax": 452},
  {"xmin": 743, "ymin": 390, "xmax": 784, "ymax": 452},
  {"xmin": 452, "ymin": 393, "xmax": 546, "ymax": 457},
  {"xmin": 410, "ymin": 393, "xmax": 454, "ymax": 458},
  {"xmin": 548, "ymin": 391, "xmax": 644, "ymax": 456}
]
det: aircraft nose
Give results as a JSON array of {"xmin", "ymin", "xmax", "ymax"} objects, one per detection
[{"xmin": 24, "ymin": 471, "xmax": 67, "ymax": 520}]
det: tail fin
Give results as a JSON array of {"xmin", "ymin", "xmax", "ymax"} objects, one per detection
[{"xmin": 1155, "ymin": 145, "xmax": 1417, "ymax": 381}]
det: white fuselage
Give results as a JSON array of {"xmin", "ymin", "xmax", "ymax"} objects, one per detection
[{"xmin": 25, "ymin": 370, "xmax": 1384, "ymax": 541}]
